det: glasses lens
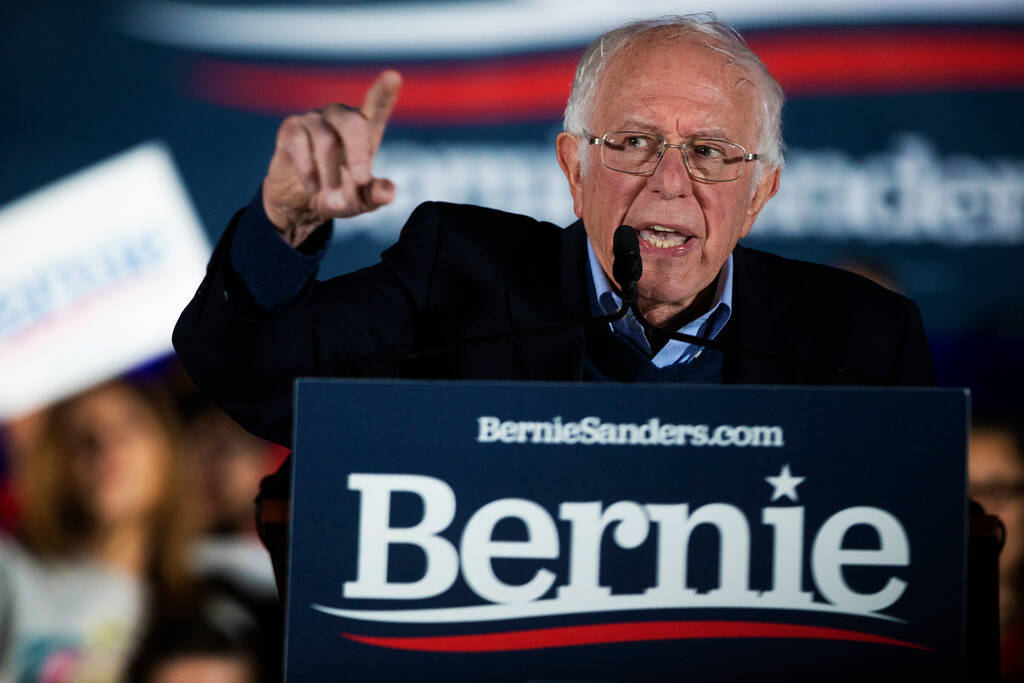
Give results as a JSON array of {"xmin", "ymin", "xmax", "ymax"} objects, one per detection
[
  {"xmin": 686, "ymin": 139, "xmax": 746, "ymax": 181},
  {"xmin": 602, "ymin": 132, "xmax": 661, "ymax": 174}
]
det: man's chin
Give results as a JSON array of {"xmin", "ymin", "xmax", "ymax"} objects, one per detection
[{"xmin": 637, "ymin": 268, "xmax": 719, "ymax": 321}]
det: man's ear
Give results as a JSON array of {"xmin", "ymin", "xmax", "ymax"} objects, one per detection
[
  {"xmin": 556, "ymin": 132, "xmax": 585, "ymax": 219},
  {"xmin": 739, "ymin": 166, "xmax": 780, "ymax": 239}
]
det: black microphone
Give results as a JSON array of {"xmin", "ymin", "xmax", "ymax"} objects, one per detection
[{"xmin": 612, "ymin": 224, "xmax": 641, "ymax": 304}]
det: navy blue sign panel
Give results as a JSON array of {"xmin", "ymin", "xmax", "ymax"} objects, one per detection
[{"xmin": 286, "ymin": 381, "xmax": 968, "ymax": 682}]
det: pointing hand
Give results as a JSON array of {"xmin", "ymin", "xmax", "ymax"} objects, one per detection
[{"xmin": 262, "ymin": 70, "xmax": 402, "ymax": 246}]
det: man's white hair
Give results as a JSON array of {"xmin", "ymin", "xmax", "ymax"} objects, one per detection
[{"xmin": 563, "ymin": 14, "xmax": 785, "ymax": 174}]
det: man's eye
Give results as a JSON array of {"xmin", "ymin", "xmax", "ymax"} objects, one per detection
[
  {"xmin": 626, "ymin": 136, "xmax": 652, "ymax": 149},
  {"xmin": 692, "ymin": 144, "xmax": 724, "ymax": 158}
]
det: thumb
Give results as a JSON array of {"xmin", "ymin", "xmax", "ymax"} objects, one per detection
[{"xmin": 362, "ymin": 177, "xmax": 396, "ymax": 211}]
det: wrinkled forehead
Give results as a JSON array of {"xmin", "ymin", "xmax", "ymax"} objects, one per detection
[{"xmin": 593, "ymin": 33, "xmax": 761, "ymax": 130}]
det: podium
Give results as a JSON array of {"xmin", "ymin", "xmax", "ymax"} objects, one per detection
[{"xmin": 283, "ymin": 380, "xmax": 969, "ymax": 682}]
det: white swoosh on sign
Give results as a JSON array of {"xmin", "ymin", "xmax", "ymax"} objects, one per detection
[{"xmin": 311, "ymin": 592, "xmax": 904, "ymax": 624}]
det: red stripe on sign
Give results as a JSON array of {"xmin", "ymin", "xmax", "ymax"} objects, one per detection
[
  {"xmin": 751, "ymin": 29, "xmax": 1024, "ymax": 95},
  {"xmin": 342, "ymin": 620, "xmax": 931, "ymax": 652},
  {"xmin": 188, "ymin": 29, "xmax": 1024, "ymax": 121},
  {"xmin": 188, "ymin": 55, "xmax": 575, "ymax": 123}
]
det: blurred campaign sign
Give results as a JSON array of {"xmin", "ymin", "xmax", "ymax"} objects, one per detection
[
  {"xmin": 0, "ymin": 143, "xmax": 209, "ymax": 418},
  {"xmin": 286, "ymin": 381, "xmax": 968, "ymax": 682}
]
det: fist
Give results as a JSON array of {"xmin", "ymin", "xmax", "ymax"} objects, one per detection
[{"xmin": 262, "ymin": 70, "xmax": 402, "ymax": 246}]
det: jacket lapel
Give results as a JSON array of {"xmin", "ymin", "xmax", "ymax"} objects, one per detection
[
  {"xmin": 508, "ymin": 220, "xmax": 590, "ymax": 381},
  {"xmin": 720, "ymin": 245, "xmax": 808, "ymax": 385}
]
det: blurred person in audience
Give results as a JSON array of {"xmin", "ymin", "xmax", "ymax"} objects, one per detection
[
  {"xmin": 187, "ymin": 402, "xmax": 271, "ymax": 537},
  {"xmin": 0, "ymin": 410, "xmax": 50, "ymax": 534},
  {"xmin": 125, "ymin": 612, "xmax": 262, "ymax": 683},
  {"xmin": 182, "ymin": 396, "xmax": 279, "ymax": 601},
  {"xmin": 969, "ymin": 418, "xmax": 1024, "ymax": 678},
  {"xmin": 178, "ymin": 395, "xmax": 284, "ymax": 674},
  {"xmin": 0, "ymin": 378, "xmax": 196, "ymax": 682}
]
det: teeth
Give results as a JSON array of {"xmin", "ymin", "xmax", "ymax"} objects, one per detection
[{"xmin": 639, "ymin": 227, "xmax": 689, "ymax": 248}]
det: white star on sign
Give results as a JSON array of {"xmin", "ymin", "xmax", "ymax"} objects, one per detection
[{"xmin": 765, "ymin": 464, "xmax": 805, "ymax": 502}]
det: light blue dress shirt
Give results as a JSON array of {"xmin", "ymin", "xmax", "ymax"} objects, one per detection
[{"xmin": 586, "ymin": 238, "xmax": 734, "ymax": 369}]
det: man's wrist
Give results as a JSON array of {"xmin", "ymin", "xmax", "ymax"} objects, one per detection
[
  {"xmin": 227, "ymin": 186, "xmax": 332, "ymax": 314},
  {"xmin": 262, "ymin": 195, "xmax": 327, "ymax": 248}
]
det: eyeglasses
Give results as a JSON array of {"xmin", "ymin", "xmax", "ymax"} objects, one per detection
[{"xmin": 588, "ymin": 131, "xmax": 760, "ymax": 183}]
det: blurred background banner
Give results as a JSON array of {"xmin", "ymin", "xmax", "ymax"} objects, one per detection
[
  {"xmin": 0, "ymin": 143, "xmax": 209, "ymax": 419},
  {"xmin": 2, "ymin": 0, "xmax": 1023, "ymax": 413}
]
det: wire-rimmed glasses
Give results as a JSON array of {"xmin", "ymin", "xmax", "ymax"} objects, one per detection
[{"xmin": 588, "ymin": 131, "xmax": 760, "ymax": 183}]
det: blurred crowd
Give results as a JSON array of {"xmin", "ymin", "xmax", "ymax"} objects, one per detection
[{"xmin": 0, "ymin": 359, "xmax": 286, "ymax": 682}]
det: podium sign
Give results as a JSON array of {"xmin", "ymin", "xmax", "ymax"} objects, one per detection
[{"xmin": 286, "ymin": 381, "xmax": 968, "ymax": 682}]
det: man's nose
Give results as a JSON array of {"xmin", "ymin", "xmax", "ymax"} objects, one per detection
[{"xmin": 647, "ymin": 145, "xmax": 694, "ymax": 198}]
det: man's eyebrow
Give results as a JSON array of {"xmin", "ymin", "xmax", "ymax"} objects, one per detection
[{"xmin": 615, "ymin": 120, "xmax": 735, "ymax": 140}]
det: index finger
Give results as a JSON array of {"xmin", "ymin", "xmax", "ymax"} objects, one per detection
[{"xmin": 361, "ymin": 70, "xmax": 402, "ymax": 136}]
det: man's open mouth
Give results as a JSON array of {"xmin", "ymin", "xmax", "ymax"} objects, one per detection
[{"xmin": 637, "ymin": 225, "xmax": 693, "ymax": 249}]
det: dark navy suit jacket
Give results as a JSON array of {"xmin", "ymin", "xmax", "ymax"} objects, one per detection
[{"xmin": 173, "ymin": 201, "xmax": 936, "ymax": 449}]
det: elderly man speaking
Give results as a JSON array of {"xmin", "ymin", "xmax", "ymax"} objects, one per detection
[{"xmin": 173, "ymin": 15, "xmax": 935, "ymax": 564}]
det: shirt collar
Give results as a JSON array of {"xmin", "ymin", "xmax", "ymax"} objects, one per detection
[{"xmin": 586, "ymin": 236, "xmax": 734, "ymax": 367}]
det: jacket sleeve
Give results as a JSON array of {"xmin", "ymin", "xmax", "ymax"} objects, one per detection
[{"xmin": 172, "ymin": 199, "xmax": 446, "ymax": 446}]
